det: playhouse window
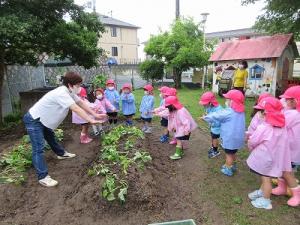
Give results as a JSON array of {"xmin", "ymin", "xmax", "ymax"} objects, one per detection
[{"xmin": 250, "ymin": 65, "xmax": 264, "ymax": 80}]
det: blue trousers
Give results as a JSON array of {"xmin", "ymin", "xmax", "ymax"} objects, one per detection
[{"xmin": 23, "ymin": 112, "xmax": 65, "ymax": 180}]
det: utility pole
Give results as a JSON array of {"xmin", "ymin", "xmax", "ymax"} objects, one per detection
[
  {"xmin": 176, "ymin": 0, "xmax": 180, "ymax": 19},
  {"xmin": 92, "ymin": 0, "xmax": 96, "ymax": 12}
]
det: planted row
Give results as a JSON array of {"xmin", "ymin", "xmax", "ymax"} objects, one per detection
[
  {"xmin": 0, "ymin": 129, "xmax": 64, "ymax": 184},
  {"xmin": 88, "ymin": 125, "xmax": 152, "ymax": 203}
]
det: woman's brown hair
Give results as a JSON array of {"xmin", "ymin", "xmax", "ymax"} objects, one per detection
[{"xmin": 62, "ymin": 72, "xmax": 83, "ymax": 87}]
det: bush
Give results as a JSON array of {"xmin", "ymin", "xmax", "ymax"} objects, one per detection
[
  {"xmin": 92, "ymin": 74, "xmax": 107, "ymax": 89},
  {"xmin": 3, "ymin": 111, "xmax": 22, "ymax": 124},
  {"xmin": 139, "ymin": 59, "xmax": 164, "ymax": 83}
]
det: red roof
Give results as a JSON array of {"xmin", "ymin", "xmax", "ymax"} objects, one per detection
[{"xmin": 209, "ymin": 34, "xmax": 296, "ymax": 61}]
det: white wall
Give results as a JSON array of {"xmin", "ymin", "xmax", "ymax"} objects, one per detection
[{"xmin": 212, "ymin": 59, "xmax": 278, "ymax": 96}]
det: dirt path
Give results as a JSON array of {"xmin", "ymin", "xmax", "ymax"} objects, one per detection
[{"xmin": 0, "ymin": 124, "xmax": 225, "ymax": 225}]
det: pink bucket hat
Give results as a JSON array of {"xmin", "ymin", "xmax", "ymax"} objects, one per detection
[
  {"xmin": 257, "ymin": 93, "xmax": 272, "ymax": 104},
  {"xmin": 199, "ymin": 91, "xmax": 219, "ymax": 107},
  {"xmin": 254, "ymin": 97, "xmax": 285, "ymax": 127},
  {"xmin": 143, "ymin": 84, "xmax": 154, "ymax": 92},
  {"xmin": 280, "ymin": 85, "xmax": 300, "ymax": 111},
  {"xmin": 164, "ymin": 88, "xmax": 177, "ymax": 97},
  {"xmin": 223, "ymin": 90, "xmax": 245, "ymax": 112},
  {"xmin": 165, "ymin": 96, "xmax": 183, "ymax": 110},
  {"xmin": 158, "ymin": 86, "xmax": 169, "ymax": 94},
  {"xmin": 122, "ymin": 83, "xmax": 132, "ymax": 91},
  {"xmin": 79, "ymin": 87, "xmax": 87, "ymax": 98},
  {"xmin": 106, "ymin": 79, "xmax": 115, "ymax": 86}
]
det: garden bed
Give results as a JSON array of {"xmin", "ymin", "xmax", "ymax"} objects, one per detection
[{"xmin": 0, "ymin": 122, "xmax": 299, "ymax": 225}]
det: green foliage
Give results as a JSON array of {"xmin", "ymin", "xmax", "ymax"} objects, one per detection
[
  {"xmin": 89, "ymin": 125, "xmax": 152, "ymax": 203},
  {"xmin": 241, "ymin": 0, "xmax": 300, "ymax": 40},
  {"xmin": 144, "ymin": 17, "xmax": 214, "ymax": 88},
  {"xmin": 139, "ymin": 59, "xmax": 165, "ymax": 82},
  {"xmin": 3, "ymin": 111, "xmax": 22, "ymax": 124},
  {"xmin": 0, "ymin": 0, "xmax": 105, "ymax": 67},
  {"xmin": 0, "ymin": 129, "xmax": 64, "ymax": 184},
  {"xmin": 92, "ymin": 74, "xmax": 107, "ymax": 89}
]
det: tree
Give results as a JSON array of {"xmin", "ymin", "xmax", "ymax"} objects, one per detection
[
  {"xmin": 144, "ymin": 18, "xmax": 213, "ymax": 88},
  {"xmin": 139, "ymin": 59, "xmax": 165, "ymax": 84},
  {"xmin": 242, "ymin": 0, "xmax": 300, "ymax": 40},
  {"xmin": 0, "ymin": 0, "xmax": 105, "ymax": 121}
]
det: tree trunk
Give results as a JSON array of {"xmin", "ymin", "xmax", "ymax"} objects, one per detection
[
  {"xmin": 0, "ymin": 57, "xmax": 5, "ymax": 122},
  {"xmin": 173, "ymin": 68, "xmax": 182, "ymax": 89}
]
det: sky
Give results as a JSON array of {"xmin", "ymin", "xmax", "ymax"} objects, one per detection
[{"xmin": 75, "ymin": 0, "xmax": 266, "ymax": 58}]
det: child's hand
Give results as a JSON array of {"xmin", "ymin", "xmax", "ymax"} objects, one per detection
[
  {"xmin": 145, "ymin": 111, "xmax": 149, "ymax": 115},
  {"xmin": 184, "ymin": 131, "xmax": 190, "ymax": 136}
]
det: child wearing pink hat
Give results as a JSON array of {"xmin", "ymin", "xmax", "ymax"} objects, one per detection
[
  {"xmin": 271, "ymin": 86, "xmax": 300, "ymax": 207},
  {"xmin": 121, "ymin": 83, "xmax": 136, "ymax": 126},
  {"xmin": 247, "ymin": 97, "xmax": 290, "ymax": 209},
  {"xmin": 72, "ymin": 87, "xmax": 93, "ymax": 144},
  {"xmin": 139, "ymin": 84, "xmax": 155, "ymax": 133},
  {"xmin": 199, "ymin": 92, "xmax": 223, "ymax": 158},
  {"xmin": 104, "ymin": 79, "xmax": 120, "ymax": 125},
  {"xmin": 153, "ymin": 86, "xmax": 176, "ymax": 143},
  {"xmin": 164, "ymin": 96, "xmax": 197, "ymax": 160},
  {"xmin": 203, "ymin": 90, "xmax": 245, "ymax": 176},
  {"xmin": 246, "ymin": 93, "xmax": 273, "ymax": 139},
  {"xmin": 92, "ymin": 88, "xmax": 116, "ymax": 135}
]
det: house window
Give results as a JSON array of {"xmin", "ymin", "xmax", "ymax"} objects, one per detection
[
  {"xmin": 111, "ymin": 27, "xmax": 117, "ymax": 37},
  {"xmin": 111, "ymin": 47, "xmax": 118, "ymax": 56},
  {"xmin": 250, "ymin": 64, "xmax": 264, "ymax": 80}
]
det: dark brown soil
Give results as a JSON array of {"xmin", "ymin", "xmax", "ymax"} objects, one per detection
[{"xmin": 0, "ymin": 123, "xmax": 224, "ymax": 225}]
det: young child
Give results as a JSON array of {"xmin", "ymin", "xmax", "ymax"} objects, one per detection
[
  {"xmin": 247, "ymin": 93, "xmax": 272, "ymax": 138},
  {"xmin": 199, "ymin": 91, "xmax": 223, "ymax": 158},
  {"xmin": 104, "ymin": 79, "xmax": 120, "ymax": 125},
  {"xmin": 164, "ymin": 96, "xmax": 197, "ymax": 160},
  {"xmin": 164, "ymin": 88, "xmax": 178, "ymax": 145},
  {"xmin": 247, "ymin": 97, "xmax": 289, "ymax": 210},
  {"xmin": 203, "ymin": 90, "xmax": 245, "ymax": 176},
  {"xmin": 92, "ymin": 88, "xmax": 116, "ymax": 135},
  {"xmin": 272, "ymin": 86, "xmax": 300, "ymax": 207},
  {"xmin": 121, "ymin": 83, "xmax": 136, "ymax": 126},
  {"xmin": 153, "ymin": 86, "xmax": 170, "ymax": 142},
  {"xmin": 72, "ymin": 87, "xmax": 93, "ymax": 144},
  {"xmin": 139, "ymin": 84, "xmax": 155, "ymax": 133}
]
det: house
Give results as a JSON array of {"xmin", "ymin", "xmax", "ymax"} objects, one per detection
[
  {"xmin": 98, "ymin": 15, "xmax": 140, "ymax": 64},
  {"xmin": 206, "ymin": 28, "xmax": 265, "ymax": 44},
  {"xmin": 209, "ymin": 34, "xmax": 299, "ymax": 97}
]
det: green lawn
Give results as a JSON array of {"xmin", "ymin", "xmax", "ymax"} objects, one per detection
[
  {"xmin": 133, "ymin": 87, "xmax": 255, "ymax": 127},
  {"xmin": 133, "ymin": 87, "xmax": 300, "ymax": 225}
]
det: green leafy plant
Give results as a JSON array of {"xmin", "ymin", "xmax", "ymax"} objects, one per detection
[
  {"xmin": 92, "ymin": 74, "xmax": 107, "ymax": 89},
  {"xmin": 0, "ymin": 129, "xmax": 64, "ymax": 184},
  {"xmin": 89, "ymin": 125, "xmax": 151, "ymax": 203}
]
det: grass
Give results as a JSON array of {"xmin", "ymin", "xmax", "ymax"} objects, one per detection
[
  {"xmin": 133, "ymin": 86, "xmax": 255, "ymax": 127},
  {"xmin": 133, "ymin": 87, "xmax": 300, "ymax": 225}
]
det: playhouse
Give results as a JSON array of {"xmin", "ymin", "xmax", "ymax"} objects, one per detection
[{"xmin": 209, "ymin": 34, "xmax": 299, "ymax": 97}]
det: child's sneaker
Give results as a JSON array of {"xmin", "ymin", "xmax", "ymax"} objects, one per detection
[
  {"xmin": 160, "ymin": 135, "xmax": 169, "ymax": 143},
  {"xmin": 251, "ymin": 197, "xmax": 272, "ymax": 210},
  {"xmin": 248, "ymin": 189, "xmax": 264, "ymax": 201},
  {"xmin": 144, "ymin": 127, "xmax": 152, "ymax": 134},
  {"xmin": 221, "ymin": 165, "xmax": 233, "ymax": 176},
  {"xmin": 208, "ymin": 149, "xmax": 220, "ymax": 159},
  {"xmin": 169, "ymin": 138, "xmax": 177, "ymax": 145},
  {"xmin": 208, "ymin": 147, "xmax": 214, "ymax": 158},
  {"xmin": 80, "ymin": 134, "xmax": 92, "ymax": 144},
  {"xmin": 232, "ymin": 163, "xmax": 238, "ymax": 172},
  {"xmin": 142, "ymin": 126, "xmax": 147, "ymax": 132}
]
